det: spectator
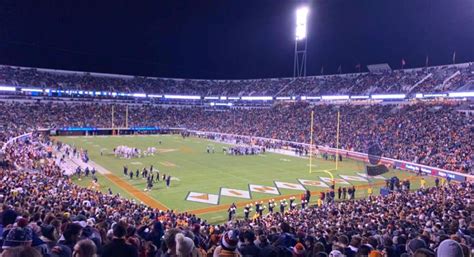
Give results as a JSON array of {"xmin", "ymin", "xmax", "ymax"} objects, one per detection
[
  {"xmin": 101, "ymin": 222, "xmax": 138, "ymax": 257},
  {"xmin": 72, "ymin": 239, "xmax": 97, "ymax": 257}
]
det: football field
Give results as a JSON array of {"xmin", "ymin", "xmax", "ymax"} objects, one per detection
[{"xmin": 56, "ymin": 135, "xmax": 434, "ymax": 223}]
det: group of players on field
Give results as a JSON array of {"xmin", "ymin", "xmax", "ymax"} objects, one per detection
[{"xmin": 123, "ymin": 165, "xmax": 171, "ymax": 191}]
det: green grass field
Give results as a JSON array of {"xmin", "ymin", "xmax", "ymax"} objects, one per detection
[{"xmin": 56, "ymin": 135, "xmax": 434, "ymax": 224}]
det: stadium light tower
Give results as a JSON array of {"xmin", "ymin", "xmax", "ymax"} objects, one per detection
[{"xmin": 294, "ymin": 5, "xmax": 309, "ymax": 78}]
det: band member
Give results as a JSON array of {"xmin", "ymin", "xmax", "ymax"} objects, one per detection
[
  {"xmin": 257, "ymin": 201, "xmax": 265, "ymax": 216},
  {"xmin": 279, "ymin": 200, "xmax": 287, "ymax": 213},
  {"xmin": 301, "ymin": 199, "xmax": 307, "ymax": 209},
  {"xmin": 268, "ymin": 199, "xmax": 275, "ymax": 213},
  {"xmin": 244, "ymin": 204, "xmax": 251, "ymax": 220},
  {"xmin": 289, "ymin": 197, "xmax": 296, "ymax": 210},
  {"xmin": 166, "ymin": 175, "xmax": 171, "ymax": 188},
  {"xmin": 129, "ymin": 170, "xmax": 133, "ymax": 180},
  {"xmin": 227, "ymin": 203, "xmax": 237, "ymax": 221}
]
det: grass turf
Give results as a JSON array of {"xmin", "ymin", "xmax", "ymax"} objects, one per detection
[{"xmin": 56, "ymin": 135, "xmax": 435, "ymax": 224}]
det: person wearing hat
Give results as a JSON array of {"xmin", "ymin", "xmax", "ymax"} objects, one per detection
[
  {"xmin": 2, "ymin": 226, "xmax": 33, "ymax": 249},
  {"xmin": 406, "ymin": 238, "xmax": 427, "ymax": 256},
  {"xmin": 213, "ymin": 230, "xmax": 240, "ymax": 257},
  {"xmin": 293, "ymin": 242, "xmax": 305, "ymax": 257},
  {"xmin": 436, "ymin": 239, "xmax": 463, "ymax": 257},
  {"xmin": 175, "ymin": 232, "xmax": 200, "ymax": 257},
  {"xmin": 329, "ymin": 250, "xmax": 344, "ymax": 257}
]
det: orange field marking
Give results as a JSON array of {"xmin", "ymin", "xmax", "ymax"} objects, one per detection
[
  {"xmin": 190, "ymin": 193, "xmax": 210, "ymax": 200},
  {"xmin": 228, "ymin": 190, "xmax": 243, "ymax": 196},
  {"xmin": 104, "ymin": 173, "xmax": 168, "ymax": 210}
]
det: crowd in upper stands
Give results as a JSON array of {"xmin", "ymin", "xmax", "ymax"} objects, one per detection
[
  {"xmin": 0, "ymin": 101, "xmax": 472, "ymax": 174},
  {"xmin": 0, "ymin": 131, "xmax": 473, "ymax": 257},
  {"xmin": 0, "ymin": 63, "xmax": 473, "ymax": 96}
]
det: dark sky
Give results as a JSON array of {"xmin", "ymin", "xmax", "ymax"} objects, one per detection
[{"xmin": 0, "ymin": 0, "xmax": 473, "ymax": 79}]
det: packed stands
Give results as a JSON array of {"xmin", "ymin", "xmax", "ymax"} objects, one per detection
[
  {"xmin": 1, "ymin": 63, "xmax": 473, "ymax": 97},
  {"xmin": 0, "ymin": 63, "xmax": 473, "ymax": 257},
  {"xmin": 0, "ymin": 101, "xmax": 472, "ymax": 174},
  {"xmin": 0, "ymin": 132, "xmax": 472, "ymax": 257}
]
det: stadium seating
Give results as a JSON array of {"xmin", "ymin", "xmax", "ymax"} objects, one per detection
[
  {"xmin": 0, "ymin": 64, "xmax": 473, "ymax": 257},
  {"xmin": 0, "ymin": 132, "xmax": 472, "ymax": 257},
  {"xmin": 0, "ymin": 101, "xmax": 471, "ymax": 174},
  {"xmin": 1, "ymin": 62, "xmax": 473, "ymax": 96}
]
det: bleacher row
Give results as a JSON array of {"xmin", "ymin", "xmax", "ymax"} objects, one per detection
[{"xmin": 0, "ymin": 63, "xmax": 473, "ymax": 97}]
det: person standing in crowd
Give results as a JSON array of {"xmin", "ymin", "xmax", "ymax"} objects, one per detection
[
  {"xmin": 72, "ymin": 239, "xmax": 97, "ymax": 257},
  {"xmin": 102, "ymin": 222, "xmax": 138, "ymax": 257},
  {"xmin": 238, "ymin": 230, "xmax": 260, "ymax": 257}
]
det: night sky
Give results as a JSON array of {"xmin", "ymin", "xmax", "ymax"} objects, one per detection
[{"xmin": 0, "ymin": 0, "xmax": 473, "ymax": 79}]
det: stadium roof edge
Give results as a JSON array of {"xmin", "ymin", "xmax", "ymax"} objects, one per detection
[{"xmin": 0, "ymin": 61, "xmax": 472, "ymax": 82}]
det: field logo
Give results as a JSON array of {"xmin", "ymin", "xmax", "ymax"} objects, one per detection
[
  {"xmin": 220, "ymin": 188, "xmax": 251, "ymax": 199},
  {"xmin": 274, "ymin": 181, "xmax": 305, "ymax": 191},
  {"xmin": 357, "ymin": 172, "xmax": 386, "ymax": 180},
  {"xmin": 297, "ymin": 179, "xmax": 329, "ymax": 188},
  {"xmin": 186, "ymin": 192, "xmax": 219, "ymax": 205},
  {"xmin": 339, "ymin": 175, "xmax": 368, "ymax": 182},
  {"xmin": 249, "ymin": 184, "xmax": 280, "ymax": 195},
  {"xmin": 319, "ymin": 177, "xmax": 350, "ymax": 185}
]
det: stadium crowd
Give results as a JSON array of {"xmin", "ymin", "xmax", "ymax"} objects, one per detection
[
  {"xmin": 0, "ymin": 101, "xmax": 471, "ymax": 174},
  {"xmin": 0, "ymin": 63, "xmax": 472, "ymax": 256},
  {"xmin": 0, "ymin": 132, "xmax": 473, "ymax": 257},
  {"xmin": 1, "ymin": 63, "xmax": 473, "ymax": 96}
]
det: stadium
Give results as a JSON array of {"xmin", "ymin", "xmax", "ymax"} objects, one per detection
[{"xmin": 0, "ymin": 1, "xmax": 473, "ymax": 257}]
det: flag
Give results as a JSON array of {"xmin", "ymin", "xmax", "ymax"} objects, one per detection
[
  {"xmin": 366, "ymin": 164, "xmax": 389, "ymax": 176},
  {"xmin": 452, "ymin": 51, "xmax": 456, "ymax": 64},
  {"xmin": 425, "ymin": 56, "xmax": 429, "ymax": 67},
  {"xmin": 401, "ymin": 58, "xmax": 406, "ymax": 68},
  {"xmin": 337, "ymin": 65, "xmax": 342, "ymax": 74}
]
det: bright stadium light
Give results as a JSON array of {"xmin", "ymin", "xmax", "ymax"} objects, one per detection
[
  {"xmin": 294, "ymin": 5, "xmax": 309, "ymax": 77},
  {"xmin": 295, "ymin": 6, "xmax": 309, "ymax": 40}
]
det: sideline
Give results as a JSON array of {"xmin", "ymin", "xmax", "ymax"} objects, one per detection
[
  {"xmin": 190, "ymin": 176, "xmax": 422, "ymax": 215},
  {"xmin": 54, "ymin": 145, "xmax": 169, "ymax": 210}
]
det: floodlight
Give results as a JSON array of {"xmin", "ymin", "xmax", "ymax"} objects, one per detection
[{"xmin": 295, "ymin": 6, "xmax": 309, "ymax": 40}]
